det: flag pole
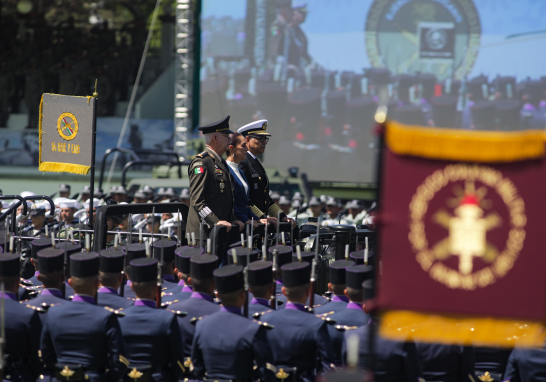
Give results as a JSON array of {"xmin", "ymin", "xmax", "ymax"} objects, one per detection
[{"xmin": 88, "ymin": 80, "xmax": 98, "ymax": 234}]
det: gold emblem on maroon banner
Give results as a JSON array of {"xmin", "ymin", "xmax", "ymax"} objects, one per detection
[{"xmin": 409, "ymin": 164, "xmax": 526, "ymax": 290}]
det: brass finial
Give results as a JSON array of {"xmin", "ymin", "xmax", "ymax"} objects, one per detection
[{"xmin": 93, "ymin": 79, "xmax": 98, "ymax": 98}]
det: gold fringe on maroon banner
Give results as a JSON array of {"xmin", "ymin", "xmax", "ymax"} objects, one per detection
[
  {"xmin": 380, "ymin": 310, "xmax": 545, "ymax": 348},
  {"xmin": 386, "ymin": 121, "xmax": 546, "ymax": 163}
]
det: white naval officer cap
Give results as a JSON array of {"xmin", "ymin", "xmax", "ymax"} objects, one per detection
[
  {"xmin": 237, "ymin": 119, "xmax": 271, "ymax": 137},
  {"xmin": 59, "ymin": 199, "xmax": 77, "ymax": 209}
]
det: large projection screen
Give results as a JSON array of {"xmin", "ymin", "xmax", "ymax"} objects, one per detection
[{"xmin": 199, "ymin": 0, "xmax": 546, "ymax": 183}]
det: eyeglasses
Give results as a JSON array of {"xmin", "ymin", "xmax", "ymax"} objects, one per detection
[{"xmin": 251, "ymin": 136, "xmax": 269, "ymax": 144}]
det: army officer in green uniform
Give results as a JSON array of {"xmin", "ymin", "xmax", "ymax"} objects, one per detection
[{"xmin": 186, "ymin": 115, "xmax": 245, "ymax": 244}]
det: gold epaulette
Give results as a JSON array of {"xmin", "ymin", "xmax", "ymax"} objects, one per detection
[
  {"xmin": 252, "ymin": 310, "xmax": 273, "ymax": 319},
  {"xmin": 189, "ymin": 316, "xmax": 202, "ymax": 325},
  {"xmin": 169, "ymin": 310, "xmax": 188, "ymax": 317},
  {"xmin": 335, "ymin": 325, "xmax": 358, "ymax": 331},
  {"xmin": 20, "ymin": 278, "xmax": 33, "ymax": 286},
  {"xmin": 25, "ymin": 304, "xmax": 46, "ymax": 313},
  {"xmin": 253, "ymin": 320, "xmax": 275, "ymax": 330},
  {"xmin": 104, "ymin": 306, "xmax": 126, "ymax": 317},
  {"xmin": 316, "ymin": 311, "xmax": 335, "ymax": 318}
]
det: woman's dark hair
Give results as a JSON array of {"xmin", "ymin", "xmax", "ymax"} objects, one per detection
[{"xmin": 228, "ymin": 133, "xmax": 243, "ymax": 154}]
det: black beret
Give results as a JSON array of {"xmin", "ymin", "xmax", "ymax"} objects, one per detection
[
  {"xmin": 281, "ymin": 261, "xmax": 310, "ymax": 288},
  {"xmin": 190, "ymin": 255, "xmax": 218, "ymax": 279},
  {"xmin": 248, "ymin": 260, "xmax": 272, "ymax": 287},
  {"xmin": 0, "ymin": 253, "xmax": 20, "ymax": 277},
  {"xmin": 227, "ymin": 247, "xmax": 259, "ymax": 266},
  {"xmin": 124, "ymin": 243, "xmax": 147, "ymax": 263},
  {"xmin": 175, "ymin": 247, "xmax": 204, "ymax": 274},
  {"xmin": 152, "ymin": 239, "xmax": 177, "ymax": 262},
  {"xmin": 329, "ymin": 260, "xmax": 354, "ymax": 284},
  {"xmin": 70, "ymin": 252, "xmax": 99, "ymax": 277},
  {"xmin": 214, "ymin": 264, "xmax": 244, "ymax": 294},
  {"xmin": 346, "ymin": 265, "xmax": 374, "ymax": 288},
  {"xmin": 31, "ymin": 238, "xmax": 53, "ymax": 259},
  {"xmin": 129, "ymin": 257, "xmax": 158, "ymax": 283},
  {"xmin": 99, "ymin": 250, "xmax": 125, "ymax": 273},
  {"xmin": 37, "ymin": 248, "xmax": 64, "ymax": 273}
]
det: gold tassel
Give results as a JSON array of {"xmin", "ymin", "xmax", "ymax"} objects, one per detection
[
  {"xmin": 380, "ymin": 310, "xmax": 545, "ymax": 348},
  {"xmin": 39, "ymin": 162, "xmax": 90, "ymax": 175},
  {"xmin": 386, "ymin": 121, "xmax": 546, "ymax": 163}
]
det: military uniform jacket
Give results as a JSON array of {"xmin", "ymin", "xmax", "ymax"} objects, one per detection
[
  {"xmin": 25, "ymin": 288, "xmax": 69, "ymax": 325},
  {"xmin": 503, "ymin": 345, "xmax": 546, "ymax": 382},
  {"xmin": 3, "ymin": 294, "xmax": 42, "ymax": 382},
  {"xmin": 239, "ymin": 154, "xmax": 285, "ymax": 219},
  {"xmin": 186, "ymin": 147, "xmax": 235, "ymax": 240},
  {"xmin": 40, "ymin": 297, "xmax": 128, "ymax": 381},
  {"xmin": 416, "ymin": 343, "xmax": 475, "ymax": 382},
  {"xmin": 192, "ymin": 308, "xmax": 274, "ymax": 381},
  {"xmin": 119, "ymin": 302, "xmax": 184, "ymax": 381},
  {"xmin": 97, "ymin": 287, "xmax": 134, "ymax": 310},
  {"xmin": 327, "ymin": 302, "xmax": 369, "ymax": 365}
]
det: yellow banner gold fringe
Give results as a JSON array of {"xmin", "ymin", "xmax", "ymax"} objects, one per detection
[
  {"xmin": 386, "ymin": 121, "xmax": 546, "ymax": 163},
  {"xmin": 380, "ymin": 310, "xmax": 545, "ymax": 348}
]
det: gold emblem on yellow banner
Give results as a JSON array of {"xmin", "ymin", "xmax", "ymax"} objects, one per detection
[
  {"xmin": 409, "ymin": 164, "xmax": 526, "ymax": 290},
  {"xmin": 57, "ymin": 112, "xmax": 79, "ymax": 141}
]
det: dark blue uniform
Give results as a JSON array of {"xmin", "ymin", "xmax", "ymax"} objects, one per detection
[
  {"xmin": 503, "ymin": 344, "xmax": 546, "ymax": 382},
  {"xmin": 416, "ymin": 343, "xmax": 475, "ymax": 382},
  {"xmin": 249, "ymin": 297, "xmax": 274, "ymax": 317},
  {"xmin": 2, "ymin": 292, "xmax": 43, "ymax": 381},
  {"xmin": 25, "ymin": 288, "xmax": 69, "ymax": 325},
  {"xmin": 275, "ymin": 281, "xmax": 330, "ymax": 309},
  {"xmin": 97, "ymin": 286, "xmax": 134, "ymax": 310},
  {"xmin": 167, "ymin": 292, "xmax": 220, "ymax": 371},
  {"xmin": 261, "ymin": 301, "xmax": 335, "ymax": 382},
  {"xmin": 29, "ymin": 271, "xmax": 42, "ymax": 286},
  {"xmin": 327, "ymin": 302, "xmax": 369, "ymax": 365},
  {"xmin": 342, "ymin": 323, "xmax": 422, "ymax": 381},
  {"xmin": 163, "ymin": 280, "xmax": 190, "ymax": 295},
  {"xmin": 162, "ymin": 274, "xmax": 178, "ymax": 288},
  {"xmin": 314, "ymin": 295, "xmax": 349, "ymax": 314},
  {"xmin": 163, "ymin": 284, "xmax": 193, "ymax": 303},
  {"xmin": 120, "ymin": 281, "xmax": 136, "ymax": 300},
  {"xmin": 192, "ymin": 306, "xmax": 274, "ymax": 380},
  {"xmin": 40, "ymin": 295, "xmax": 128, "ymax": 381},
  {"xmin": 119, "ymin": 299, "xmax": 184, "ymax": 381},
  {"xmin": 474, "ymin": 347, "xmax": 512, "ymax": 382}
]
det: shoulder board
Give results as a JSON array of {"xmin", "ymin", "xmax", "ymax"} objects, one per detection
[
  {"xmin": 252, "ymin": 310, "xmax": 273, "ymax": 319},
  {"xmin": 169, "ymin": 310, "xmax": 188, "ymax": 317},
  {"xmin": 161, "ymin": 287, "xmax": 168, "ymax": 291},
  {"xmin": 195, "ymin": 151, "xmax": 209, "ymax": 159},
  {"xmin": 335, "ymin": 325, "xmax": 358, "ymax": 331},
  {"xmin": 253, "ymin": 320, "xmax": 275, "ymax": 330},
  {"xmin": 189, "ymin": 316, "xmax": 202, "ymax": 325},
  {"xmin": 320, "ymin": 317, "xmax": 337, "ymax": 325},
  {"xmin": 303, "ymin": 306, "xmax": 315, "ymax": 313},
  {"xmin": 161, "ymin": 291, "xmax": 172, "ymax": 297},
  {"xmin": 126, "ymin": 297, "xmax": 135, "ymax": 301},
  {"xmin": 160, "ymin": 300, "xmax": 176, "ymax": 308},
  {"xmin": 25, "ymin": 305, "xmax": 46, "ymax": 313},
  {"xmin": 104, "ymin": 306, "xmax": 126, "ymax": 317},
  {"xmin": 28, "ymin": 291, "xmax": 40, "ymax": 298},
  {"xmin": 20, "ymin": 278, "xmax": 33, "ymax": 286},
  {"xmin": 316, "ymin": 311, "xmax": 335, "ymax": 318}
]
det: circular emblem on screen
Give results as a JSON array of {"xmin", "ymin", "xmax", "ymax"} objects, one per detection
[
  {"xmin": 409, "ymin": 164, "xmax": 526, "ymax": 290},
  {"xmin": 57, "ymin": 112, "xmax": 79, "ymax": 141},
  {"xmin": 426, "ymin": 28, "xmax": 447, "ymax": 50},
  {"xmin": 365, "ymin": 0, "xmax": 481, "ymax": 81}
]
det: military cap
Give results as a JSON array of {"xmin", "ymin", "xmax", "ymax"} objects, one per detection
[
  {"xmin": 268, "ymin": 245, "xmax": 293, "ymax": 267},
  {"xmin": 62, "ymin": 242, "xmax": 84, "ymax": 257},
  {"xmin": 99, "ymin": 250, "xmax": 124, "ymax": 273},
  {"xmin": 282, "ymin": 261, "xmax": 311, "ymax": 287},
  {"xmin": 227, "ymin": 247, "xmax": 259, "ymax": 266},
  {"xmin": 0, "ymin": 253, "xmax": 20, "ymax": 277},
  {"xmin": 248, "ymin": 260, "xmax": 273, "ymax": 287},
  {"xmin": 115, "ymin": 186, "xmax": 127, "ymax": 195},
  {"xmin": 291, "ymin": 250, "xmax": 315, "ymax": 263},
  {"xmin": 31, "ymin": 238, "xmax": 52, "ymax": 258},
  {"xmin": 124, "ymin": 243, "xmax": 147, "ymax": 262},
  {"xmin": 198, "ymin": 115, "xmax": 234, "ymax": 134},
  {"xmin": 279, "ymin": 196, "xmax": 291, "ymax": 206},
  {"xmin": 81, "ymin": 185, "xmax": 91, "ymax": 195},
  {"xmin": 37, "ymin": 248, "xmax": 64, "ymax": 273},
  {"xmin": 157, "ymin": 188, "xmax": 166, "ymax": 196},
  {"xmin": 70, "ymin": 252, "xmax": 99, "ymax": 277},
  {"xmin": 237, "ymin": 119, "xmax": 270, "ymax": 137},
  {"xmin": 362, "ymin": 279, "xmax": 373, "ymax": 300},
  {"xmin": 190, "ymin": 255, "xmax": 218, "ymax": 279},
  {"xmin": 59, "ymin": 199, "xmax": 77, "ymax": 209},
  {"xmin": 142, "ymin": 185, "xmax": 154, "ymax": 195},
  {"xmin": 347, "ymin": 265, "xmax": 374, "ymax": 288},
  {"xmin": 130, "ymin": 257, "xmax": 158, "ymax": 283},
  {"xmin": 326, "ymin": 197, "xmax": 340, "ymax": 207},
  {"xmin": 29, "ymin": 206, "xmax": 46, "ymax": 216},
  {"xmin": 94, "ymin": 188, "xmax": 105, "ymax": 199},
  {"xmin": 133, "ymin": 190, "xmax": 147, "ymax": 200},
  {"xmin": 175, "ymin": 247, "xmax": 204, "ymax": 274},
  {"xmin": 292, "ymin": 192, "xmax": 303, "ymax": 202},
  {"xmin": 308, "ymin": 196, "xmax": 321, "ymax": 207},
  {"xmin": 214, "ymin": 264, "xmax": 244, "ymax": 293},
  {"xmin": 292, "ymin": 200, "xmax": 301, "ymax": 209},
  {"xmin": 345, "ymin": 200, "xmax": 362, "ymax": 209},
  {"xmin": 329, "ymin": 260, "xmax": 354, "ymax": 284},
  {"xmin": 179, "ymin": 188, "xmax": 190, "ymax": 199},
  {"xmin": 83, "ymin": 199, "xmax": 100, "ymax": 209},
  {"xmin": 164, "ymin": 188, "xmax": 176, "ymax": 198},
  {"xmin": 58, "ymin": 184, "xmax": 71, "ymax": 193},
  {"xmin": 152, "ymin": 239, "xmax": 177, "ymax": 262},
  {"xmin": 349, "ymin": 250, "xmax": 374, "ymax": 265},
  {"xmin": 270, "ymin": 191, "xmax": 281, "ymax": 201},
  {"xmin": 146, "ymin": 215, "xmax": 161, "ymax": 224}
]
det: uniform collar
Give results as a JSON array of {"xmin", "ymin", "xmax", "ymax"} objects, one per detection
[
  {"xmin": 220, "ymin": 305, "xmax": 242, "ymax": 315},
  {"xmin": 72, "ymin": 294, "xmax": 96, "ymax": 304},
  {"xmin": 247, "ymin": 151, "xmax": 257, "ymax": 160},
  {"xmin": 191, "ymin": 291, "xmax": 213, "ymax": 302},
  {"xmin": 135, "ymin": 299, "xmax": 156, "ymax": 308},
  {"xmin": 251, "ymin": 297, "xmax": 270, "ymax": 306},
  {"xmin": 0, "ymin": 292, "xmax": 16, "ymax": 300},
  {"xmin": 177, "ymin": 279, "xmax": 186, "ymax": 286},
  {"xmin": 182, "ymin": 285, "xmax": 193, "ymax": 292},
  {"xmin": 332, "ymin": 295, "xmax": 349, "ymax": 303},
  {"xmin": 98, "ymin": 286, "xmax": 118, "ymax": 295},
  {"xmin": 285, "ymin": 301, "xmax": 307, "ymax": 311},
  {"xmin": 206, "ymin": 146, "xmax": 223, "ymax": 162},
  {"xmin": 347, "ymin": 301, "xmax": 363, "ymax": 310},
  {"xmin": 41, "ymin": 288, "xmax": 62, "ymax": 297}
]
